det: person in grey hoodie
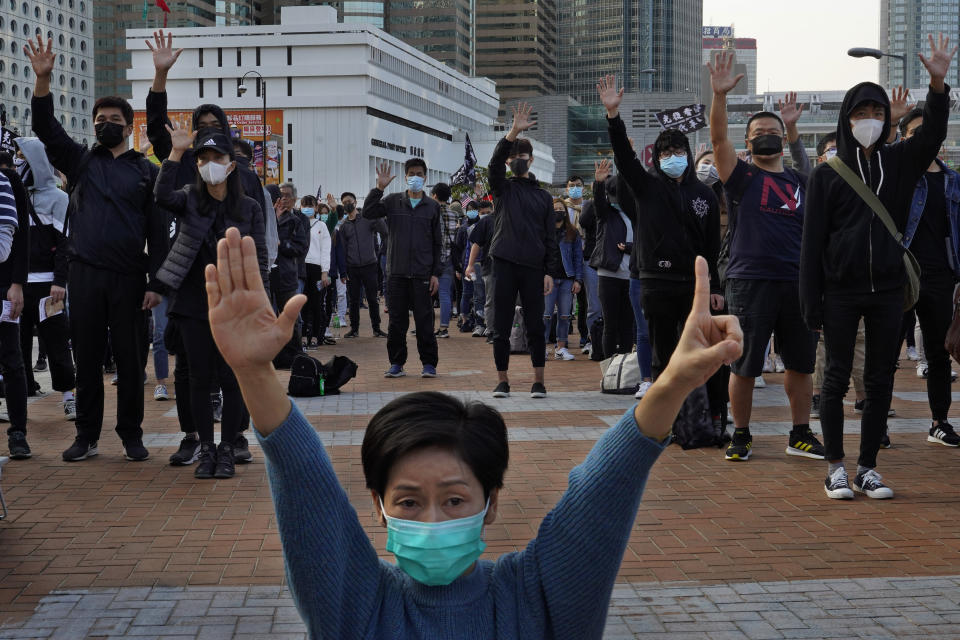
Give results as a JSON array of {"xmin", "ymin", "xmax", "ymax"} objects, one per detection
[
  {"xmin": 337, "ymin": 193, "xmax": 388, "ymax": 338},
  {"xmin": 14, "ymin": 137, "xmax": 76, "ymax": 420}
]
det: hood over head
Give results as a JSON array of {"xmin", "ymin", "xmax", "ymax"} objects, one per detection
[
  {"xmin": 15, "ymin": 137, "xmax": 58, "ymax": 190},
  {"xmin": 14, "ymin": 136, "xmax": 67, "ymax": 229},
  {"xmin": 652, "ymin": 128, "xmax": 695, "ymax": 182},
  {"xmin": 192, "ymin": 103, "xmax": 231, "ymax": 137},
  {"xmin": 836, "ymin": 82, "xmax": 891, "ymax": 162}
]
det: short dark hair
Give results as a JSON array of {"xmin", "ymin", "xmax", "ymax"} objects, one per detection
[
  {"xmin": 300, "ymin": 195, "xmax": 317, "ymax": 207},
  {"xmin": 361, "ymin": 391, "xmax": 509, "ymax": 502},
  {"xmin": 816, "ymin": 131, "xmax": 838, "ymax": 157},
  {"xmin": 341, "ymin": 191, "xmax": 357, "ymax": 202},
  {"xmin": 265, "ymin": 183, "xmax": 281, "ymax": 204},
  {"xmin": 746, "ymin": 111, "xmax": 785, "ymax": 137},
  {"xmin": 567, "ymin": 175, "xmax": 584, "ymax": 185},
  {"xmin": 465, "ymin": 200, "xmax": 480, "ymax": 211},
  {"xmin": 654, "ymin": 128, "xmax": 690, "ymax": 159},
  {"xmin": 478, "ymin": 199, "xmax": 494, "ymax": 210},
  {"xmin": 899, "ymin": 107, "xmax": 925, "ymax": 136},
  {"xmin": 405, "ymin": 157, "xmax": 427, "ymax": 174},
  {"xmin": 510, "ymin": 138, "xmax": 533, "ymax": 157},
  {"xmin": 431, "ymin": 182, "xmax": 451, "ymax": 202},
  {"xmin": 92, "ymin": 96, "xmax": 134, "ymax": 126},
  {"xmin": 0, "ymin": 152, "xmax": 12, "ymax": 168},
  {"xmin": 233, "ymin": 139, "xmax": 253, "ymax": 159}
]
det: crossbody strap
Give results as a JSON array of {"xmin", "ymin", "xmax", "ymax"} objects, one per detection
[{"xmin": 827, "ymin": 156, "xmax": 903, "ymax": 245}]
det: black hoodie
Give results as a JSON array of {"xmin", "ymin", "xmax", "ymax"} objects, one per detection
[
  {"xmin": 799, "ymin": 82, "xmax": 950, "ymax": 329},
  {"xmin": 607, "ymin": 115, "xmax": 721, "ymax": 293}
]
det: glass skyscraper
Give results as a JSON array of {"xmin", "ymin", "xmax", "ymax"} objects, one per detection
[{"xmin": 880, "ymin": 0, "xmax": 960, "ymax": 89}]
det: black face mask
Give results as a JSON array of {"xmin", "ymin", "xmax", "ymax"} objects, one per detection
[
  {"xmin": 509, "ymin": 158, "xmax": 529, "ymax": 175},
  {"xmin": 95, "ymin": 121, "xmax": 126, "ymax": 148},
  {"xmin": 749, "ymin": 134, "xmax": 783, "ymax": 157},
  {"xmin": 343, "ymin": 202, "xmax": 356, "ymax": 213},
  {"xmin": 555, "ymin": 212, "xmax": 567, "ymax": 223}
]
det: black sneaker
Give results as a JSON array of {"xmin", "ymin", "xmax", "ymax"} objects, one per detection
[
  {"xmin": 169, "ymin": 436, "xmax": 200, "ymax": 465},
  {"xmin": 472, "ymin": 325, "xmax": 485, "ymax": 337},
  {"xmin": 344, "ymin": 330, "xmax": 359, "ymax": 339},
  {"xmin": 881, "ymin": 432, "xmax": 892, "ymax": 449},
  {"xmin": 27, "ymin": 381, "xmax": 42, "ymax": 397},
  {"xmin": 33, "ymin": 355, "xmax": 47, "ymax": 372},
  {"xmin": 123, "ymin": 440, "xmax": 149, "ymax": 462},
  {"xmin": 214, "ymin": 442, "xmax": 236, "ymax": 479},
  {"xmin": 194, "ymin": 443, "xmax": 216, "ymax": 479},
  {"xmin": 786, "ymin": 427, "xmax": 826, "ymax": 459},
  {"xmin": 928, "ymin": 421, "xmax": 960, "ymax": 447},
  {"xmin": 853, "ymin": 469, "xmax": 894, "ymax": 499},
  {"xmin": 492, "ymin": 382, "xmax": 510, "ymax": 398},
  {"xmin": 233, "ymin": 434, "xmax": 253, "ymax": 463},
  {"xmin": 8, "ymin": 431, "xmax": 31, "ymax": 459},
  {"xmin": 373, "ymin": 329, "xmax": 387, "ymax": 338},
  {"xmin": 530, "ymin": 382, "xmax": 547, "ymax": 398},
  {"xmin": 435, "ymin": 328, "xmax": 450, "ymax": 339},
  {"xmin": 63, "ymin": 437, "xmax": 98, "ymax": 461},
  {"xmin": 824, "ymin": 467, "xmax": 854, "ymax": 500},
  {"xmin": 322, "ymin": 336, "xmax": 337, "ymax": 346},
  {"xmin": 811, "ymin": 394, "xmax": 820, "ymax": 419},
  {"xmin": 725, "ymin": 429, "xmax": 752, "ymax": 461},
  {"xmin": 854, "ymin": 400, "xmax": 896, "ymax": 417}
]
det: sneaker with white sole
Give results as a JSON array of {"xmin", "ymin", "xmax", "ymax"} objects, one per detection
[
  {"xmin": 774, "ymin": 355, "xmax": 785, "ymax": 373},
  {"xmin": 906, "ymin": 346, "xmax": 921, "ymax": 361},
  {"xmin": 154, "ymin": 384, "xmax": 169, "ymax": 401},
  {"xmin": 581, "ymin": 342, "xmax": 592, "ymax": 356},
  {"xmin": 824, "ymin": 466, "xmax": 854, "ymax": 499},
  {"xmin": 634, "ymin": 381, "xmax": 652, "ymax": 399},
  {"xmin": 554, "ymin": 347, "xmax": 575, "ymax": 361},
  {"xmin": 754, "ymin": 376, "xmax": 766, "ymax": 389},
  {"xmin": 63, "ymin": 398, "xmax": 77, "ymax": 421},
  {"xmin": 853, "ymin": 469, "xmax": 894, "ymax": 499},
  {"xmin": 917, "ymin": 364, "xmax": 929, "ymax": 378},
  {"xmin": 786, "ymin": 427, "xmax": 826, "ymax": 459},
  {"xmin": 928, "ymin": 422, "xmax": 960, "ymax": 447}
]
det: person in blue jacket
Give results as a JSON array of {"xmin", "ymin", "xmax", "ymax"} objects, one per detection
[{"xmin": 544, "ymin": 197, "xmax": 584, "ymax": 361}]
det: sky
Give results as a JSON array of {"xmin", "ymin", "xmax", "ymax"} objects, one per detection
[{"xmin": 702, "ymin": 0, "xmax": 881, "ymax": 92}]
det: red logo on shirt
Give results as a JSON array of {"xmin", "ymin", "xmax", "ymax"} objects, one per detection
[{"xmin": 759, "ymin": 176, "xmax": 801, "ymax": 214}]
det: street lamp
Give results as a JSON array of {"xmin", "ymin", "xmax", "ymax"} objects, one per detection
[
  {"xmin": 639, "ymin": 67, "xmax": 657, "ymax": 92},
  {"xmin": 238, "ymin": 70, "xmax": 267, "ymax": 184},
  {"xmin": 847, "ymin": 47, "xmax": 907, "ymax": 88}
]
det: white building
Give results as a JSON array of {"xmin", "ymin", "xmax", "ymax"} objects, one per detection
[
  {"xmin": 0, "ymin": 0, "xmax": 94, "ymax": 144},
  {"xmin": 125, "ymin": 5, "xmax": 555, "ymax": 198}
]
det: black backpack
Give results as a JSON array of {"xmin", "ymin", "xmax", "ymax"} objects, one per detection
[
  {"xmin": 287, "ymin": 354, "xmax": 358, "ymax": 397},
  {"xmin": 671, "ymin": 385, "xmax": 724, "ymax": 449}
]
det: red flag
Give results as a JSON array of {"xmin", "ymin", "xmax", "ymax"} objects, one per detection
[{"xmin": 155, "ymin": 0, "xmax": 170, "ymax": 25}]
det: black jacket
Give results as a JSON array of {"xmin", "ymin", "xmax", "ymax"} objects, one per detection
[
  {"xmin": 578, "ymin": 198, "xmax": 598, "ymax": 259},
  {"xmin": 153, "ymin": 159, "xmax": 268, "ymax": 292},
  {"xmin": 338, "ymin": 214, "xmax": 387, "ymax": 268},
  {"xmin": 0, "ymin": 169, "xmax": 31, "ymax": 290},
  {"xmin": 452, "ymin": 217, "xmax": 479, "ymax": 274},
  {"xmin": 487, "ymin": 137, "xmax": 559, "ymax": 274},
  {"xmin": 363, "ymin": 189, "xmax": 441, "ymax": 279},
  {"xmin": 272, "ymin": 210, "xmax": 309, "ymax": 293},
  {"xmin": 800, "ymin": 83, "xmax": 950, "ymax": 329},
  {"xmin": 590, "ymin": 179, "xmax": 635, "ymax": 272},
  {"xmin": 607, "ymin": 114, "xmax": 721, "ymax": 292},
  {"xmin": 31, "ymin": 94, "xmax": 167, "ymax": 290}
]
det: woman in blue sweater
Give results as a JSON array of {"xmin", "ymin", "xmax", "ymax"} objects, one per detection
[{"xmin": 203, "ymin": 227, "xmax": 743, "ymax": 639}]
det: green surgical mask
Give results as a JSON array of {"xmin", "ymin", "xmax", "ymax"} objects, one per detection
[{"xmin": 380, "ymin": 498, "xmax": 489, "ymax": 586}]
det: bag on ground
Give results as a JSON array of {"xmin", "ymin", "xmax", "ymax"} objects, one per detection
[
  {"xmin": 509, "ymin": 306, "xmax": 528, "ymax": 354},
  {"xmin": 671, "ymin": 385, "xmax": 720, "ymax": 449},
  {"xmin": 600, "ymin": 353, "xmax": 642, "ymax": 394},
  {"xmin": 288, "ymin": 354, "xmax": 328, "ymax": 397},
  {"xmin": 322, "ymin": 355, "xmax": 358, "ymax": 395}
]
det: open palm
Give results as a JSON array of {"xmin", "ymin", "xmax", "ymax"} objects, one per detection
[
  {"xmin": 596, "ymin": 75, "xmax": 624, "ymax": 115},
  {"xmin": 146, "ymin": 30, "xmax": 183, "ymax": 72},
  {"xmin": 919, "ymin": 33, "xmax": 957, "ymax": 82},
  {"xmin": 24, "ymin": 35, "xmax": 54, "ymax": 77},
  {"xmin": 205, "ymin": 228, "xmax": 305, "ymax": 372},
  {"xmin": 707, "ymin": 51, "xmax": 743, "ymax": 96}
]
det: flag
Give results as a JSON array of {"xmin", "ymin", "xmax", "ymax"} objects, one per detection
[
  {"xmin": 459, "ymin": 193, "xmax": 474, "ymax": 209},
  {"xmin": 450, "ymin": 134, "xmax": 477, "ymax": 186},
  {"xmin": 142, "ymin": 0, "xmax": 148, "ymax": 20},
  {"xmin": 655, "ymin": 104, "xmax": 707, "ymax": 134},
  {"xmin": 155, "ymin": 0, "xmax": 171, "ymax": 26}
]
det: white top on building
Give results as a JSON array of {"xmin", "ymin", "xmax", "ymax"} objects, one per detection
[{"xmin": 125, "ymin": 5, "xmax": 555, "ymax": 192}]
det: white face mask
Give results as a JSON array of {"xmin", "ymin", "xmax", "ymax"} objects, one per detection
[
  {"xmin": 198, "ymin": 160, "xmax": 233, "ymax": 185},
  {"xmin": 850, "ymin": 119, "xmax": 884, "ymax": 149},
  {"xmin": 824, "ymin": 148, "xmax": 838, "ymax": 159}
]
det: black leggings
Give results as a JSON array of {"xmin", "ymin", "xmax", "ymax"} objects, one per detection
[
  {"xmin": 598, "ymin": 276, "xmax": 634, "ymax": 357},
  {"xmin": 492, "ymin": 258, "xmax": 545, "ymax": 371},
  {"xmin": 175, "ymin": 315, "xmax": 242, "ymax": 446},
  {"xmin": 303, "ymin": 263, "xmax": 325, "ymax": 340}
]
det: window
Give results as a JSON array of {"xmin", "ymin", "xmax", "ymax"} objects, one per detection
[
  {"xmin": 10, "ymin": 84, "xmax": 16, "ymax": 97},
  {"xmin": 217, "ymin": 47, "xmax": 222, "ymax": 67},
  {"xmin": 236, "ymin": 77, "xmax": 242, "ymax": 97},
  {"xmin": 236, "ymin": 48, "xmax": 241, "ymax": 66},
  {"xmin": 71, "ymin": 116, "xmax": 77, "ymax": 128},
  {"xmin": 286, "ymin": 45, "xmax": 291, "ymax": 65},
  {"xmin": 11, "ymin": 106, "xmax": 17, "ymax": 118},
  {"xmin": 287, "ymin": 123, "xmax": 292, "ymax": 140},
  {"xmin": 255, "ymin": 46, "xmax": 260, "ymax": 65},
  {"xmin": 287, "ymin": 76, "xmax": 291, "ymax": 96},
  {"xmin": 218, "ymin": 77, "xmax": 222, "ymax": 98},
  {"xmin": 199, "ymin": 78, "xmax": 204, "ymax": 98},
  {"xmin": 288, "ymin": 149, "xmax": 292, "ymax": 172},
  {"xmin": 198, "ymin": 49, "xmax": 203, "ymax": 67}
]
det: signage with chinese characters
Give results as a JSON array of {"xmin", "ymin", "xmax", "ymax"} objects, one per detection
[
  {"xmin": 371, "ymin": 138, "xmax": 425, "ymax": 158},
  {"xmin": 655, "ymin": 104, "xmax": 707, "ymax": 134},
  {"xmin": 702, "ymin": 26, "xmax": 733, "ymax": 38}
]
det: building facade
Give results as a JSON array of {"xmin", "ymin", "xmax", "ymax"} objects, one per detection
[
  {"xmin": 880, "ymin": 0, "xmax": 960, "ymax": 89},
  {"xmin": 701, "ymin": 28, "xmax": 757, "ymax": 96},
  {"xmin": 0, "ymin": 0, "xmax": 94, "ymax": 145},
  {"xmin": 125, "ymin": 5, "xmax": 554, "ymax": 196}
]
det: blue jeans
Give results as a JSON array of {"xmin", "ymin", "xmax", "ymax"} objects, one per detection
[
  {"xmin": 460, "ymin": 277, "xmax": 474, "ymax": 321},
  {"xmin": 152, "ymin": 297, "xmax": 169, "ymax": 381},
  {"xmin": 439, "ymin": 263, "xmax": 455, "ymax": 326},
  {"xmin": 544, "ymin": 278, "xmax": 574, "ymax": 346},
  {"xmin": 629, "ymin": 278, "xmax": 653, "ymax": 379},
  {"xmin": 583, "ymin": 264, "xmax": 601, "ymax": 342}
]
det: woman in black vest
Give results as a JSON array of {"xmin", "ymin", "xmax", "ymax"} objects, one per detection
[{"xmin": 155, "ymin": 127, "xmax": 268, "ymax": 480}]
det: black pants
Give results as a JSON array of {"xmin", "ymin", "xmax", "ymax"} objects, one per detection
[
  {"xmin": 175, "ymin": 315, "xmax": 241, "ymax": 446},
  {"xmin": 20, "ymin": 282, "xmax": 75, "ymax": 392},
  {"xmin": 492, "ymin": 258, "xmax": 546, "ymax": 371},
  {"xmin": 386, "ymin": 275, "xmax": 438, "ymax": 367},
  {"xmin": 821, "ymin": 289, "xmax": 902, "ymax": 469},
  {"xmin": 908, "ymin": 272, "xmax": 955, "ymax": 421},
  {"xmin": 68, "ymin": 262, "xmax": 145, "ymax": 443},
  {"xmin": 640, "ymin": 281, "xmax": 694, "ymax": 380},
  {"xmin": 348, "ymin": 263, "xmax": 381, "ymax": 332},
  {"xmin": 598, "ymin": 276, "xmax": 634, "ymax": 357},
  {"xmin": 272, "ymin": 288, "xmax": 301, "ymax": 366},
  {"xmin": 0, "ymin": 316, "xmax": 27, "ymax": 436},
  {"xmin": 302, "ymin": 264, "xmax": 325, "ymax": 340}
]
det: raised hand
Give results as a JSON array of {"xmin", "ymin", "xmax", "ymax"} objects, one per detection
[
  {"xmin": 165, "ymin": 122, "xmax": 197, "ymax": 153},
  {"xmin": 778, "ymin": 92, "xmax": 804, "ymax": 128},
  {"xmin": 24, "ymin": 35, "xmax": 54, "ymax": 78},
  {"xmin": 325, "ymin": 192, "xmax": 337, "ymax": 209},
  {"xmin": 595, "ymin": 158, "xmax": 612, "ymax": 183},
  {"xmin": 510, "ymin": 103, "xmax": 537, "ymax": 134},
  {"xmin": 206, "ymin": 227, "xmax": 305, "ymax": 374},
  {"xmin": 888, "ymin": 86, "xmax": 915, "ymax": 124},
  {"xmin": 376, "ymin": 161, "xmax": 395, "ymax": 190},
  {"xmin": 597, "ymin": 74, "xmax": 624, "ymax": 117},
  {"xmin": 146, "ymin": 30, "xmax": 183, "ymax": 72},
  {"xmin": 919, "ymin": 33, "xmax": 957, "ymax": 89},
  {"xmin": 707, "ymin": 51, "xmax": 744, "ymax": 96}
]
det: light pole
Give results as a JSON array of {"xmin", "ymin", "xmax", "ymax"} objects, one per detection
[
  {"xmin": 238, "ymin": 70, "xmax": 267, "ymax": 184},
  {"xmin": 847, "ymin": 47, "xmax": 908, "ymax": 88},
  {"xmin": 639, "ymin": 67, "xmax": 657, "ymax": 92}
]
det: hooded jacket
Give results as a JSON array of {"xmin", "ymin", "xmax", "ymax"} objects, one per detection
[
  {"xmin": 590, "ymin": 177, "xmax": 635, "ymax": 272},
  {"xmin": 362, "ymin": 189, "xmax": 442, "ymax": 279},
  {"xmin": 0, "ymin": 169, "xmax": 30, "ymax": 290},
  {"xmin": 607, "ymin": 115, "xmax": 721, "ymax": 292},
  {"xmin": 16, "ymin": 137, "xmax": 69, "ymax": 285},
  {"xmin": 799, "ymin": 82, "xmax": 950, "ymax": 329}
]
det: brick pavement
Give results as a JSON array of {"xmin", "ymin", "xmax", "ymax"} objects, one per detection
[{"xmin": 2, "ymin": 314, "xmax": 960, "ymax": 638}]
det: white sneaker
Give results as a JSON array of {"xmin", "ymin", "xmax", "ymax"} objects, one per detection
[
  {"xmin": 774, "ymin": 355, "xmax": 785, "ymax": 373},
  {"xmin": 754, "ymin": 376, "xmax": 767, "ymax": 389},
  {"xmin": 824, "ymin": 467, "xmax": 854, "ymax": 500},
  {"xmin": 917, "ymin": 364, "xmax": 929, "ymax": 379},
  {"xmin": 762, "ymin": 356, "xmax": 775, "ymax": 373},
  {"xmin": 581, "ymin": 343, "xmax": 592, "ymax": 355},
  {"xmin": 554, "ymin": 347, "xmax": 575, "ymax": 361},
  {"xmin": 906, "ymin": 346, "xmax": 921, "ymax": 361},
  {"xmin": 634, "ymin": 381, "xmax": 652, "ymax": 399},
  {"xmin": 154, "ymin": 384, "xmax": 169, "ymax": 401}
]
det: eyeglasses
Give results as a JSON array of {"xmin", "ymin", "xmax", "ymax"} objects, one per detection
[{"xmin": 658, "ymin": 149, "xmax": 686, "ymax": 160}]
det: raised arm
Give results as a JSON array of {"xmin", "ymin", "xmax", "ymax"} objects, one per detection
[
  {"xmin": 153, "ymin": 125, "xmax": 196, "ymax": 211},
  {"xmin": 707, "ymin": 52, "xmax": 744, "ymax": 184},
  {"xmin": 598, "ymin": 75, "xmax": 654, "ymax": 197},
  {"xmin": 361, "ymin": 162, "xmax": 394, "ymax": 219},
  {"xmin": 886, "ymin": 86, "xmax": 915, "ymax": 144},
  {"xmin": 779, "ymin": 92, "xmax": 811, "ymax": 175},
  {"xmin": 898, "ymin": 34, "xmax": 956, "ymax": 175},
  {"xmin": 489, "ymin": 103, "xmax": 535, "ymax": 197}
]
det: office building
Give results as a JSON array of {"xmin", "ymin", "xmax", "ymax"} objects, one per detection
[
  {"xmin": 880, "ymin": 0, "xmax": 960, "ymax": 88},
  {"xmin": 701, "ymin": 26, "xmax": 757, "ymax": 95},
  {"xmin": 0, "ymin": 0, "xmax": 94, "ymax": 145}
]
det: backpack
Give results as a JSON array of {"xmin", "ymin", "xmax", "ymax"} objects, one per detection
[
  {"xmin": 509, "ymin": 306, "xmax": 528, "ymax": 354},
  {"xmin": 322, "ymin": 355, "xmax": 358, "ymax": 394},
  {"xmin": 287, "ymin": 354, "xmax": 358, "ymax": 397},
  {"xmin": 600, "ymin": 353, "xmax": 642, "ymax": 394},
  {"xmin": 671, "ymin": 385, "xmax": 721, "ymax": 449},
  {"xmin": 589, "ymin": 318, "xmax": 605, "ymax": 361}
]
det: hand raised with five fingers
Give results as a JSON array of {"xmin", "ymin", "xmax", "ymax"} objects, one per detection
[
  {"xmin": 510, "ymin": 103, "xmax": 537, "ymax": 135},
  {"xmin": 919, "ymin": 32, "xmax": 957, "ymax": 89},
  {"xmin": 24, "ymin": 35, "xmax": 55, "ymax": 78},
  {"xmin": 597, "ymin": 74, "xmax": 624, "ymax": 117},
  {"xmin": 778, "ymin": 92, "xmax": 804, "ymax": 128},
  {"xmin": 205, "ymin": 227, "xmax": 306, "ymax": 375},
  {"xmin": 888, "ymin": 86, "xmax": 915, "ymax": 124},
  {"xmin": 707, "ymin": 51, "xmax": 744, "ymax": 96},
  {"xmin": 595, "ymin": 158, "xmax": 612, "ymax": 183},
  {"xmin": 165, "ymin": 122, "xmax": 197, "ymax": 154},
  {"xmin": 376, "ymin": 161, "xmax": 395, "ymax": 191},
  {"xmin": 146, "ymin": 30, "xmax": 183, "ymax": 72},
  {"xmin": 325, "ymin": 192, "xmax": 337, "ymax": 209}
]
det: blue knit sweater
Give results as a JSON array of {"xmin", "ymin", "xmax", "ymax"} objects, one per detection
[{"xmin": 256, "ymin": 402, "xmax": 667, "ymax": 639}]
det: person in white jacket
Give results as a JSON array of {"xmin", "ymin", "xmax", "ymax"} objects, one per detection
[{"xmin": 300, "ymin": 194, "xmax": 332, "ymax": 348}]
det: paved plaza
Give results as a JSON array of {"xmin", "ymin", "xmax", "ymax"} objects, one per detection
[{"xmin": 3, "ymin": 316, "xmax": 960, "ymax": 639}]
